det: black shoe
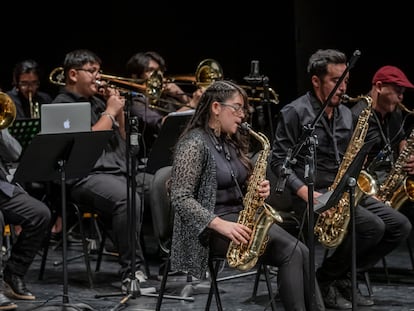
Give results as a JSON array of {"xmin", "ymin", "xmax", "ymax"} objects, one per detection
[
  {"xmin": 3, "ymin": 271, "xmax": 35, "ymax": 300},
  {"xmin": 0, "ymin": 293, "xmax": 16, "ymax": 310},
  {"xmin": 335, "ymin": 278, "xmax": 374, "ymax": 306},
  {"xmin": 320, "ymin": 281, "xmax": 352, "ymax": 310}
]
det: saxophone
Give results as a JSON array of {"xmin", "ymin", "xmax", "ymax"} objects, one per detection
[
  {"xmin": 226, "ymin": 122, "xmax": 283, "ymax": 271},
  {"xmin": 376, "ymin": 127, "xmax": 414, "ymax": 209},
  {"xmin": 314, "ymin": 95, "xmax": 375, "ymax": 248}
]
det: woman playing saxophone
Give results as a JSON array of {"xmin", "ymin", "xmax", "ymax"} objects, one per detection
[{"xmin": 169, "ymin": 80, "xmax": 324, "ymax": 311}]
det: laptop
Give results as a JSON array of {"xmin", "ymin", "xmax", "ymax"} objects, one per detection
[
  {"xmin": 40, "ymin": 102, "xmax": 91, "ymax": 134},
  {"xmin": 145, "ymin": 109, "xmax": 194, "ymax": 174}
]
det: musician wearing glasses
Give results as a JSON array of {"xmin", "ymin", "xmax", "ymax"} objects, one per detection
[
  {"xmin": 6, "ymin": 59, "xmax": 53, "ymax": 119},
  {"xmin": 270, "ymin": 49, "xmax": 411, "ymax": 309},
  {"xmin": 169, "ymin": 80, "xmax": 325, "ymax": 311},
  {"xmin": 51, "ymin": 49, "xmax": 148, "ymax": 291}
]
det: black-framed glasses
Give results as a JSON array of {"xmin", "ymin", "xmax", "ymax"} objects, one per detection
[
  {"xmin": 220, "ymin": 102, "xmax": 245, "ymax": 114},
  {"xmin": 18, "ymin": 81, "xmax": 40, "ymax": 88},
  {"xmin": 75, "ymin": 68, "xmax": 102, "ymax": 76}
]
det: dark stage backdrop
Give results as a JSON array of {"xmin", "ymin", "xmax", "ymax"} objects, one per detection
[{"xmin": 2, "ymin": 1, "xmax": 414, "ymax": 120}]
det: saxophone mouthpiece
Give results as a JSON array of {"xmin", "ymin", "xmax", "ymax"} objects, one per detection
[
  {"xmin": 341, "ymin": 94, "xmax": 351, "ymax": 103},
  {"xmin": 240, "ymin": 122, "xmax": 251, "ymax": 131}
]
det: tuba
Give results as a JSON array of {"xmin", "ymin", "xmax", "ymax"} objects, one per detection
[
  {"xmin": 0, "ymin": 92, "xmax": 16, "ymax": 130},
  {"xmin": 226, "ymin": 122, "xmax": 282, "ymax": 271},
  {"xmin": 314, "ymin": 95, "xmax": 376, "ymax": 248}
]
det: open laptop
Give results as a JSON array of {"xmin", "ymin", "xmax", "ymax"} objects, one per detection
[
  {"xmin": 40, "ymin": 102, "xmax": 91, "ymax": 134},
  {"xmin": 145, "ymin": 109, "xmax": 194, "ymax": 174}
]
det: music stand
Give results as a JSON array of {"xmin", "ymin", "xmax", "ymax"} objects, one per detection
[
  {"xmin": 13, "ymin": 131, "xmax": 112, "ymax": 310},
  {"xmin": 313, "ymin": 138, "xmax": 376, "ymax": 311},
  {"xmin": 145, "ymin": 110, "xmax": 193, "ymax": 174},
  {"xmin": 8, "ymin": 118, "xmax": 40, "ymax": 151}
]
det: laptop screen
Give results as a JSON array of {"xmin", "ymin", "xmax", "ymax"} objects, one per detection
[{"xmin": 40, "ymin": 102, "xmax": 91, "ymax": 134}]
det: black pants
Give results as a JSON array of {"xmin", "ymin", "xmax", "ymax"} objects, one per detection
[
  {"xmin": 209, "ymin": 212, "xmax": 323, "ymax": 311},
  {"xmin": 0, "ymin": 185, "xmax": 51, "ymax": 277},
  {"xmin": 70, "ymin": 173, "xmax": 145, "ymax": 277}
]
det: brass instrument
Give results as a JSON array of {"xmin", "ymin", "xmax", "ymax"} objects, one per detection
[
  {"xmin": 242, "ymin": 85, "xmax": 279, "ymax": 105},
  {"xmin": 376, "ymin": 128, "xmax": 414, "ymax": 209},
  {"xmin": 314, "ymin": 95, "xmax": 375, "ymax": 248},
  {"xmin": 49, "ymin": 66, "xmax": 164, "ymax": 103},
  {"xmin": 28, "ymin": 91, "xmax": 40, "ymax": 119},
  {"xmin": 0, "ymin": 92, "xmax": 16, "ymax": 130},
  {"xmin": 165, "ymin": 58, "xmax": 223, "ymax": 88},
  {"xmin": 226, "ymin": 122, "xmax": 282, "ymax": 271}
]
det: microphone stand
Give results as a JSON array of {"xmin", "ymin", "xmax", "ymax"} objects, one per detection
[
  {"xmin": 244, "ymin": 60, "xmax": 275, "ymax": 142},
  {"xmin": 97, "ymin": 92, "xmax": 157, "ymax": 311},
  {"xmin": 275, "ymin": 50, "xmax": 361, "ymax": 311}
]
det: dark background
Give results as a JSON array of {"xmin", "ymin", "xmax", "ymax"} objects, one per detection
[{"xmin": 2, "ymin": 1, "xmax": 414, "ymax": 114}]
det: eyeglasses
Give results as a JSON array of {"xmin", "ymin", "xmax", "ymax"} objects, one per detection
[
  {"xmin": 18, "ymin": 81, "xmax": 40, "ymax": 88},
  {"xmin": 75, "ymin": 68, "xmax": 102, "ymax": 76},
  {"xmin": 220, "ymin": 102, "xmax": 245, "ymax": 115}
]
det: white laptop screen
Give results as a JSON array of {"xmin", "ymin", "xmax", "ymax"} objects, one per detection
[{"xmin": 40, "ymin": 102, "xmax": 91, "ymax": 134}]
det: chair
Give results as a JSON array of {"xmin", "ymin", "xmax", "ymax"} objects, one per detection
[
  {"xmin": 38, "ymin": 201, "xmax": 108, "ymax": 288},
  {"xmin": 150, "ymin": 166, "xmax": 195, "ymax": 311},
  {"xmin": 153, "ymin": 166, "xmax": 279, "ymax": 310}
]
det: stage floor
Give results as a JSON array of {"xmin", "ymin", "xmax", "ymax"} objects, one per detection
[{"xmin": 9, "ymin": 227, "xmax": 414, "ymax": 311}]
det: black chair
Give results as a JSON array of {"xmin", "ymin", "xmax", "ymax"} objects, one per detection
[
  {"xmin": 151, "ymin": 166, "xmax": 196, "ymax": 311},
  {"xmin": 153, "ymin": 166, "xmax": 279, "ymax": 310},
  {"xmin": 38, "ymin": 201, "xmax": 107, "ymax": 288}
]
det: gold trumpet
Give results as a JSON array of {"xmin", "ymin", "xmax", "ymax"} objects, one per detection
[{"xmin": 0, "ymin": 92, "xmax": 16, "ymax": 130}]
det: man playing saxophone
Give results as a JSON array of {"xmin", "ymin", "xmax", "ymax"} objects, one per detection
[
  {"xmin": 350, "ymin": 65, "xmax": 414, "ymax": 238},
  {"xmin": 169, "ymin": 80, "xmax": 325, "ymax": 311},
  {"xmin": 270, "ymin": 49, "xmax": 411, "ymax": 309}
]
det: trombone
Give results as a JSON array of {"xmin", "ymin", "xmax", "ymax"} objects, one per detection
[
  {"xmin": 49, "ymin": 67, "xmax": 164, "ymax": 102},
  {"xmin": 241, "ymin": 85, "xmax": 280, "ymax": 105},
  {"xmin": 164, "ymin": 58, "xmax": 224, "ymax": 88}
]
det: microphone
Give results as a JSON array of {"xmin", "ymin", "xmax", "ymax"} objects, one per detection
[
  {"xmin": 243, "ymin": 60, "xmax": 264, "ymax": 86},
  {"xmin": 348, "ymin": 49, "xmax": 361, "ymax": 70}
]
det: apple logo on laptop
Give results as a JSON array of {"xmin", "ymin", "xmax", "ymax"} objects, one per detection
[{"xmin": 63, "ymin": 119, "xmax": 71, "ymax": 129}]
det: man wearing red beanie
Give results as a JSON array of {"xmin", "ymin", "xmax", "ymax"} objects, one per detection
[{"xmin": 350, "ymin": 64, "xmax": 414, "ymax": 286}]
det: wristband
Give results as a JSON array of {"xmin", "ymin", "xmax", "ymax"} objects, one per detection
[{"xmin": 101, "ymin": 112, "xmax": 119, "ymax": 127}]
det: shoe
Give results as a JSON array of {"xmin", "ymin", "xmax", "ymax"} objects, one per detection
[
  {"xmin": 335, "ymin": 278, "xmax": 374, "ymax": 306},
  {"xmin": 121, "ymin": 270, "xmax": 147, "ymax": 294},
  {"xmin": 319, "ymin": 281, "xmax": 352, "ymax": 310},
  {"xmin": 3, "ymin": 271, "xmax": 35, "ymax": 300},
  {"xmin": 0, "ymin": 293, "xmax": 16, "ymax": 310}
]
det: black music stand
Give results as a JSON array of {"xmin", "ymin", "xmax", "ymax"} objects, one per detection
[
  {"xmin": 13, "ymin": 130, "xmax": 112, "ymax": 311},
  {"xmin": 313, "ymin": 138, "xmax": 376, "ymax": 311},
  {"xmin": 8, "ymin": 118, "xmax": 40, "ymax": 151}
]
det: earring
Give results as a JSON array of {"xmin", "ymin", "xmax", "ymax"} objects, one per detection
[{"xmin": 214, "ymin": 115, "xmax": 221, "ymax": 137}]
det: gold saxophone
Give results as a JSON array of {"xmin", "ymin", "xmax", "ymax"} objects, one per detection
[
  {"xmin": 376, "ymin": 127, "xmax": 414, "ymax": 209},
  {"xmin": 314, "ymin": 95, "xmax": 376, "ymax": 248},
  {"xmin": 226, "ymin": 122, "xmax": 283, "ymax": 271}
]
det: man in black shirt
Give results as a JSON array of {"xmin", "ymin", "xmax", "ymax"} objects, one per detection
[{"xmin": 270, "ymin": 49, "xmax": 411, "ymax": 309}]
